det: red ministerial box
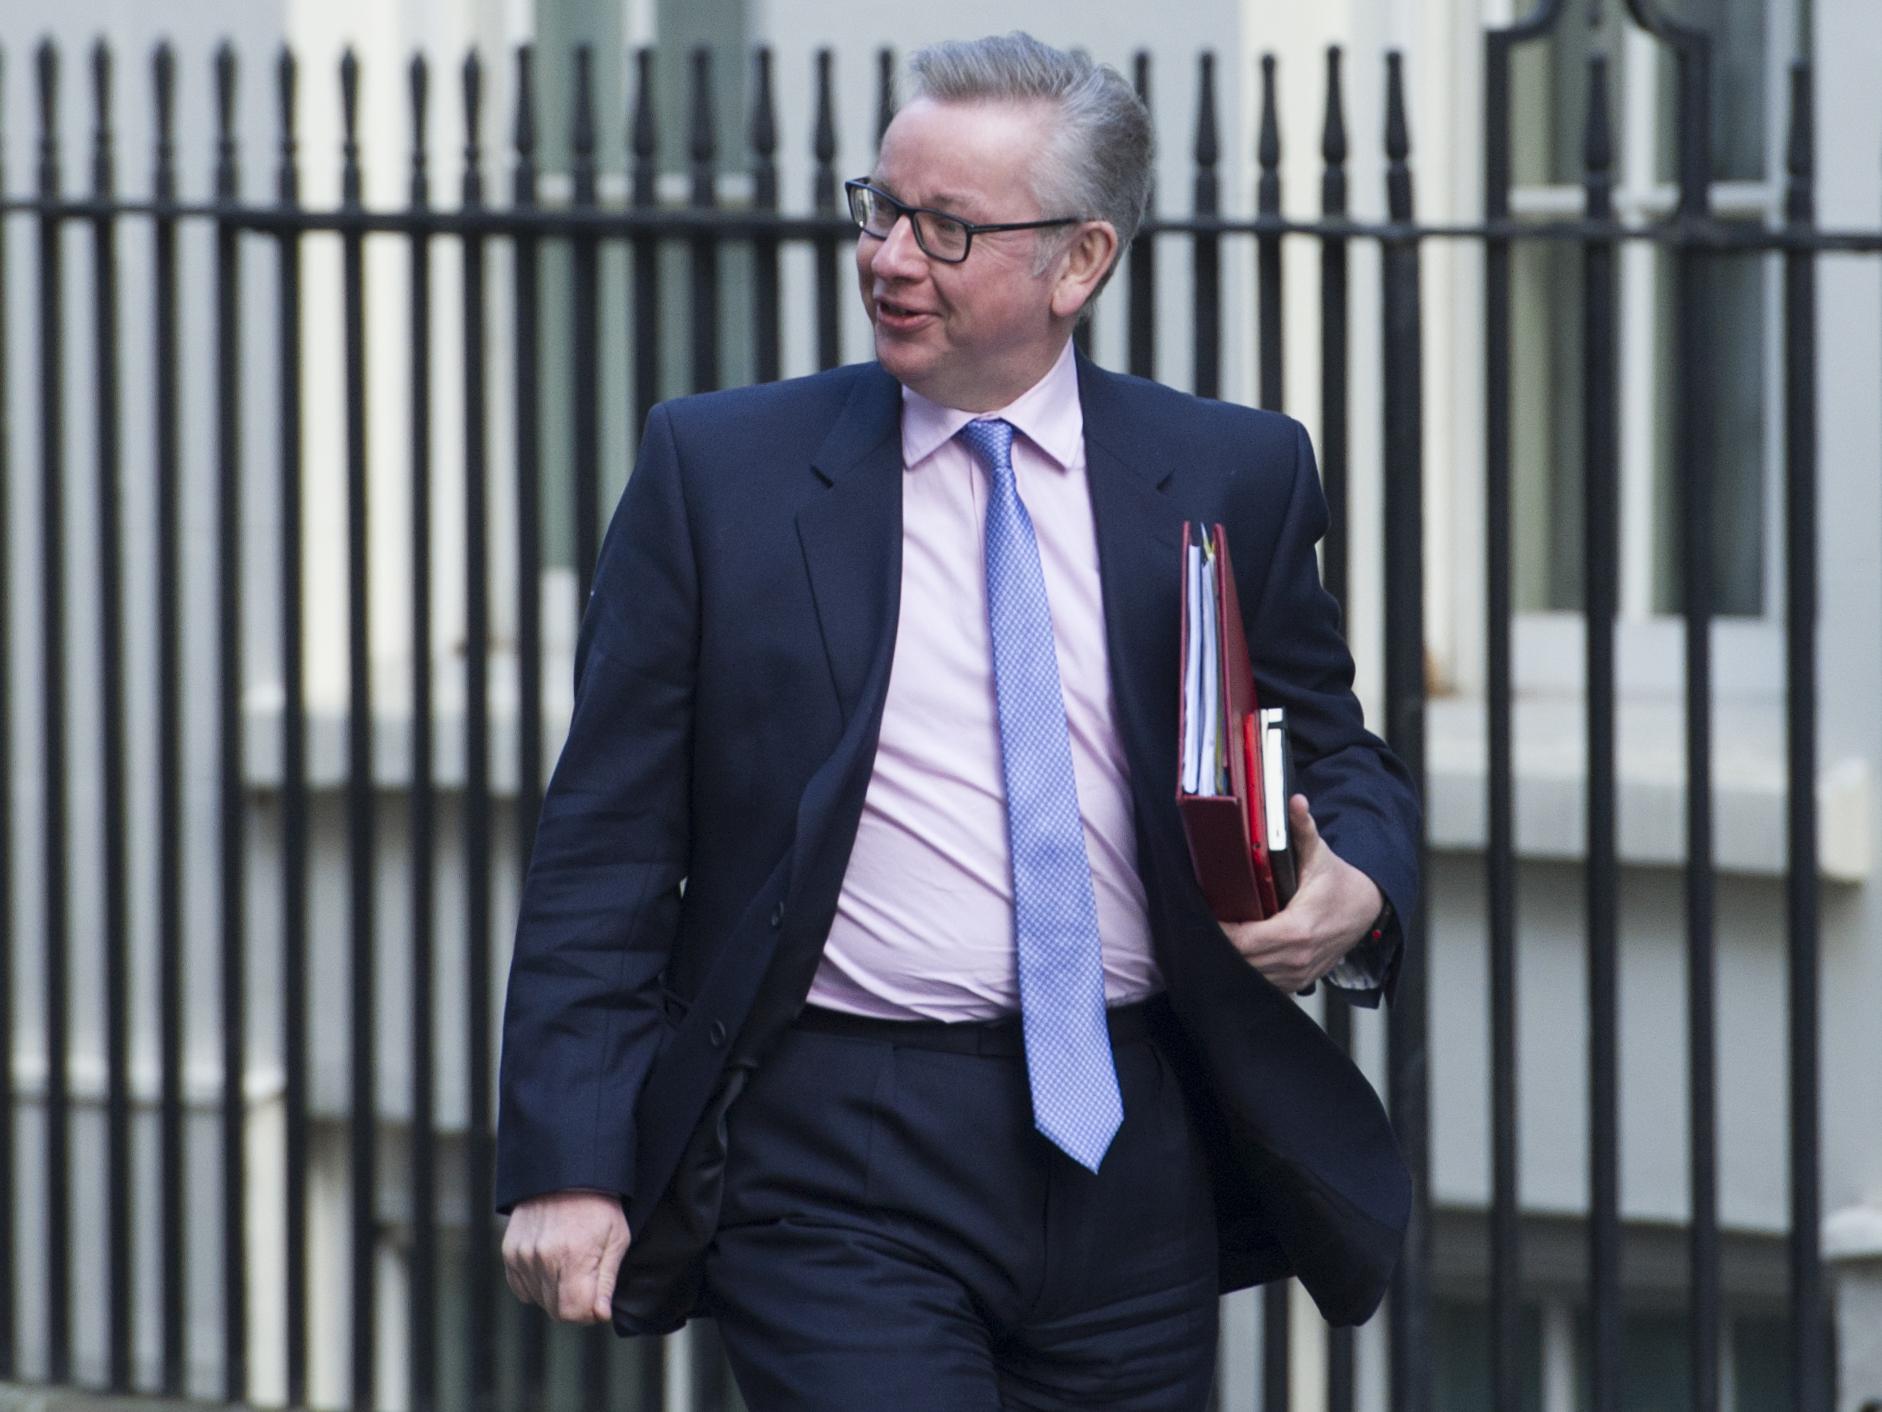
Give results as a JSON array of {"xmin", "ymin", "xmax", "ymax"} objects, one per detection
[{"xmin": 1176, "ymin": 521, "xmax": 1282, "ymax": 922}]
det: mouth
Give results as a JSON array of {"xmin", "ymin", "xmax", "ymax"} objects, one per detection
[{"xmin": 873, "ymin": 292, "xmax": 935, "ymax": 332}]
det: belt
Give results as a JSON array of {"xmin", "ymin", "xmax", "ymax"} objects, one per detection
[{"xmin": 792, "ymin": 995, "xmax": 1166, "ymax": 1058}]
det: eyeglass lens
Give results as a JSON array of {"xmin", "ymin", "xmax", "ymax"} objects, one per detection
[{"xmin": 850, "ymin": 185, "xmax": 970, "ymax": 261}]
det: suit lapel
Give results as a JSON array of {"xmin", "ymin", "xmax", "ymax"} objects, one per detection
[
  {"xmin": 1077, "ymin": 355, "xmax": 1187, "ymax": 809},
  {"xmin": 797, "ymin": 363, "xmax": 905, "ymax": 727}
]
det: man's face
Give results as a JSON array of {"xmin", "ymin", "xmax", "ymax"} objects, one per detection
[{"xmin": 856, "ymin": 97, "xmax": 1074, "ymax": 412}]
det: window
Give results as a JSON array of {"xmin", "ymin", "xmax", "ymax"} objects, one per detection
[
  {"xmin": 1432, "ymin": 1293, "xmax": 1790, "ymax": 1412},
  {"xmin": 532, "ymin": 0, "xmax": 753, "ymax": 573},
  {"xmin": 1506, "ymin": 0, "xmax": 1796, "ymax": 652}
]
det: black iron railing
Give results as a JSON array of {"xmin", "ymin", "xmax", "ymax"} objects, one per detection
[{"xmin": 0, "ymin": 6, "xmax": 1875, "ymax": 1410}]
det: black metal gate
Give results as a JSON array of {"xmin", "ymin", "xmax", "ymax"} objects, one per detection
[{"xmin": 0, "ymin": 2, "xmax": 1876, "ymax": 1408}]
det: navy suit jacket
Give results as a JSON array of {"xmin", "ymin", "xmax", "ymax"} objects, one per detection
[{"xmin": 495, "ymin": 354, "xmax": 1421, "ymax": 1329}]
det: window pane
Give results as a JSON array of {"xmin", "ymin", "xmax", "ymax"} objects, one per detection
[
  {"xmin": 653, "ymin": 0, "xmax": 751, "ymax": 176},
  {"xmin": 1434, "ymin": 1297, "xmax": 1546, "ymax": 1412},
  {"xmin": 1574, "ymin": 1306, "xmax": 1693, "ymax": 1412},
  {"xmin": 1655, "ymin": 0, "xmax": 1772, "ymax": 183},
  {"xmin": 1511, "ymin": 239, "xmax": 1586, "ymax": 614},
  {"xmin": 1730, "ymin": 1311, "xmax": 1789, "ymax": 1409},
  {"xmin": 1510, "ymin": 14, "xmax": 1597, "ymax": 189}
]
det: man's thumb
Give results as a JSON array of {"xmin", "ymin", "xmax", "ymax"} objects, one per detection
[{"xmin": 592, "ymin": 1220, "xmax": 630, "ymax": 1320}]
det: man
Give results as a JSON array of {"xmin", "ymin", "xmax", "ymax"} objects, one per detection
[{"xmin": 498, "ymin": 32, "xmax": 1418, "ymax": 1410}]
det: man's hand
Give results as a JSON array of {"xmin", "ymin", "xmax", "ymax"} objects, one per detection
[
  {"xmin": 501, "ymin": 1190, "xmax": 632, "ymax": 1325},
  {"xmin": 1222, "ymin": 794, "xmax": 1383, "ymax": 992}
]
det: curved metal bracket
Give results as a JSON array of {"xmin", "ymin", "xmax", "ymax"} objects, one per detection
[
  {"xmin": 1620, "ymin": 0, "xmax": 1707, "ymax": 50},
  {"xmin": 1489, "ymin": 0, "xmax": 1569, "ymax": 46}
]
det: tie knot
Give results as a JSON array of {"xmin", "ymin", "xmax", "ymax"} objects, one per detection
[{"xmin": 958, "ymin": 417, "xmax": 1016, "ymax": 477}]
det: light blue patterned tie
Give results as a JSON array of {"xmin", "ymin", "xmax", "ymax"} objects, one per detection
[{"xmin": 959, "ymin": 417, "xmax": 1123, "ymax": 1172}]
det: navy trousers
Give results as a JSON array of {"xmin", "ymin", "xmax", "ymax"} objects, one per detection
[{"xmin": 702, "ymin": 1001, "xmax": 1221, "ymax": 1411}]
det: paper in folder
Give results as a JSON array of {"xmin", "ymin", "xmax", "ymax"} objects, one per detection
[{"xmin": 1176, "ymin": 521, "xmax": 1297, "ymax": 922}]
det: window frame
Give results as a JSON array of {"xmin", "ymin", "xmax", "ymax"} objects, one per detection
[{"xmin": 1468, "ymin": 0, "xmax": 1799, "ymax": 704}]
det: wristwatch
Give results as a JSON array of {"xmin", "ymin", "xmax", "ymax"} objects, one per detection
[{"xmin": 1367, "ymin": 895, "xmax": 1395, "ymax": 944}]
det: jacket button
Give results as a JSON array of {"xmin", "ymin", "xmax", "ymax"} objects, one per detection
[
  {"xmin": 770, "ymin": 902, "xmax": 785, "ymax": 929},
  {"xmin": 709, "ymin": 1020, "xmax": 727, "ymax": 1047}
]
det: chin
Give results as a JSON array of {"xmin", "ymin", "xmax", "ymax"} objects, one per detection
[{"xmin": 873, "ymin": 331, "xmax": 933, "ymax": 391}]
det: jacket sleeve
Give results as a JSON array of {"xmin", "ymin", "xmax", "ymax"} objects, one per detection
[
  {"xmin": 1240, "ymin": 419, "xmax": 1421, "ymax": 1007},
  {"xmin": 495, "ymin": 403, "xmax": 696, "ymax": 1211}
]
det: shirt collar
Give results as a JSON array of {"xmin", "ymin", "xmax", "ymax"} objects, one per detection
[{"xmin": 898, "ymin": 338, "xmax": 1083, "ymax": 472}]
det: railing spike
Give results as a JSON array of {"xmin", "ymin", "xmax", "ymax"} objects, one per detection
[
  {"xmin": 1785, "ymin": 61, "xmax": 1813, "ymax": 225},
  {"xmin": 35, "ymin": 37, "xmax": 58, "ymax": 197},
  {"xmin": 630, "ymin": 47, "xmax": 655, "ymax": 207},
  {"xmin": 1257, "ymin": 52, "xmax": 1280, "ymax": 221},
  {"xmin": 513, "ymin": 44, "xmax": 535, "ymax": 162},
  {"xmin": 689, "ymin": 46, "xmax": 715, "ymax": 171},
  {"xmin": 1194, "ymin": 50, "xmax": 1219, "ymax": 171},
  {"xmin": 152, "ymin": 43, "xmax": 175, "ymax": 201},
  {"xmin": 570, "ymin": 43, "xmax": 594, "ymax": 169},
  {"xmin": 461, "ymin": 49, "xmax": 483, "ymax": 206},
  {"xmin": 276, "ymin": 46, "xmax": 298, "ymax": 204},
  {"xmin": 91, "ymin": 37, "xmax": 113, "ymax": 197},
  {"xmin": 1583, "ymin": 52, "xmax": 1613, "ymax": 184},
  {"xmin": 1322, "ymin": 46, "xmax": 1347, "ymax": 216},
  {"xmin": 1322, "ymin": 45, "xmax": 1347, "ymax": 167},
  {"xmin": 875, "ymin": 46, "xmax": 895, "ymax": 142},
  {"xmin": 410, "ymin": 51, "xmax": 430, "ymax": 205},
  {"xmin": 812, "ymin": 48, "xmax": 836, "ymax": 168},
  {"xmin": 750, "ymin": 47, "xmax": 777, "ymax": 213},
  {"xmin": 1385, "ymin": 50, "xmax": 1412, "ymax": 221},
  {"xmin": 750, "ymin": 47, "xmax": 776, "ymax": 160},
  {"xmin": 213, "ymin": 42, "xmax": 237, "ymax": 201},
  {"xmin": 340, "ymin": 48, "xmax": 361, "ymax": 207},
  {"xmin": 1258, "ymin": 53, "xmax": 1279, "ymax": 170}
]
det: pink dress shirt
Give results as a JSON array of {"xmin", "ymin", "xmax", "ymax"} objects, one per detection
[{"xmin": 808, "ymin": 340, "xmax": 1161, "ymax": 1021}]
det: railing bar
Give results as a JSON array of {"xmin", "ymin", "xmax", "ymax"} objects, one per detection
[
  {"xmin": 90, "ymin": 38, "xmax": 136, "ymax": 1389},
  {"xmin": 1256, "ymin": 52, "xmax": 1283, "ymax": 410},
  {"xmin": 1482, "ymin": 24, "xmax": 1522, "ymax": 1412},
  {"xmin": 0, "ymin": 41, "xmax": 15, "ymax": 1386},
  {"xmin": 277, "ymin": 229, "xmax": 312, "ymax": 1409},
  {"xmin": 1191, "ymin": 51, "xmax": 1220, "ymax": 399},
  {"xmin": 1381, "ymin": 50, "xmax": 1431, "ymax": 1412},
  {"xmin": 581, "ymin": 1329, "xmax": 610, "ymax": 1410},
  {"xmin": 1671, "ymin": 22, "xmax": 1722, "ymax": 1412},
  {"xmin": 572, "ymin": 44, "xmax": 601, "ymax": 607},
  {"xmin": 211, "ymin": 38, "xmax": 250, "ymax": 1402},
  {"xmin": 511, "ymin": 45, "xmax": 550, "ymax": 1400},
  {"xmin": 1782, "ymin": 58, "xmax": 1827, "ymax": 1412},
  {"xmin": 750, "ymin": 47, "xmax": 780, "ymax": 385},
  {"xmin": 1582, "ymin": 53, "xmax": 1623, "ymax": 1412},
  {"xmin": 274, "ymin": 41, "xmax": 311, "ymax": 1409},
  {"xmin": 33, "ymin": 35, "xmax": 74, "ymax": 1387},
  {"xmin": 461, "ymin": 49, "xmax": 499, "ymax": 1412},
  {"xmin": 1127, "ymin": 53, "xmax": 1155, "ymax": 381},
  {"xmin": 689, "ymin": 47, "xmax": 721, "ymax": 393},
  {"xmin": 810, "ymin": 48, "xmax": 840, "ymax": 372},
  {"xmin": 408, "ymin": 48, "xmax": 439, "ymax": 1412},
  {"xmin": 151, "ymin": 40, "xmax": 187, "ymax": 1395},
  {"xmin": 571, "ymin": 214, "xmax": 601, "ymax": 580},
  {"xmin": 1261, "ymin": 1285, "xmax": 1289, "ymax": 1412},
  {"xmin": 1319, "ymin": 42, "xmax": 1355, "ymax": 1412},
  {"xmin": 338, "ymin": 46, "xmax": 379, "ymax": 1412},
  {"xmin": 6, "ymin": 195, "xmax": 1882, "ymax": 251},
  {"xmin": 631, "ymin": 46, "xmax": 660, "ymax": 438}
]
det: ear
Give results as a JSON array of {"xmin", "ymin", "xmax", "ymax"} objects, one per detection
[{"xmin": 1049, "ymin": 220, "xmax": 1120, "ymax": 321}]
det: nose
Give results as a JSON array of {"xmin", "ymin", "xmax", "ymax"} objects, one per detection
[{"xmin": 871, "ymin": 213, "xmax": 926, "ymax": 277}]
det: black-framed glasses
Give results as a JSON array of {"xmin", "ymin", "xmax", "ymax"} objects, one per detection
[{"xmin": 844, "ymin": 179, "xmax": 1081, "ymax": 264}]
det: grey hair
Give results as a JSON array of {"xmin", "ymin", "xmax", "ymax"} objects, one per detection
[{"xmin": 904, "ymin": 33, "xmax": 1153, "ymax": 306}]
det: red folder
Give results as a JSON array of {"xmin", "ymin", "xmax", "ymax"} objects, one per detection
[{"xmin": 1176, "ymin": 522, "xmax": 1283, "ymax": 921}]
